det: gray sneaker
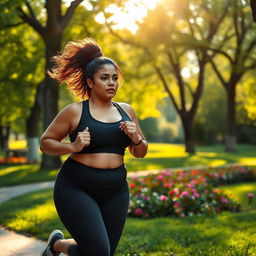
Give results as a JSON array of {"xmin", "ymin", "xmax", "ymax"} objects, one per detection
[{"xmin": 41, "ymin": 230, "xmax": 64, "ymax": 256}]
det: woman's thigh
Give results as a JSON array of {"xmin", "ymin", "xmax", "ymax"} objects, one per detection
[
  {"xmin": 100, "ymin": 183, "xmax": 130, "ymax": 256},
  {"xmin": 54, "ymin": 181, "xmax": 111, "ymax": 256}
]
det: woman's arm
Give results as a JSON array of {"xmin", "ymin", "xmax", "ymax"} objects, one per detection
[
  {"xmin": 40, "ymin": 103, "xmax": 90, "ymax": 156},
  {"xmin": 119, "ymin": 103, "xmax": 148, "ymax": 158}
]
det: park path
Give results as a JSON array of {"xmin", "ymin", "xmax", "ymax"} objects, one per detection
[{"xmin": 0, "ymin": 168, "xmax": 164, "ymax": 256}]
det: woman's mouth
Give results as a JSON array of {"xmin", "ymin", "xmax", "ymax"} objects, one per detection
[{"xmin": 106, "ymin": 89, "xmax": 115, "ymax": 94}]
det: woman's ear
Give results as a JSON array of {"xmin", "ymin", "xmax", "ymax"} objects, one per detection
[{"xmin": 87, "ymin": 78, "xmax": 93, "ymax": 88}]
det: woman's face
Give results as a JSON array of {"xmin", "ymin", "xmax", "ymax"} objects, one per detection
[{"xmin": 88, "ymin": 64, "xmax": 119, "ymax": 100}]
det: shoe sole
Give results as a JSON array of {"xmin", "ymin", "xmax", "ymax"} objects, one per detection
[{"xmin": 40, "ymin": 230, "xmax": 64, "ymax": 256}]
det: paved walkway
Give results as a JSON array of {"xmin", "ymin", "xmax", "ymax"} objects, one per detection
[{"xmin": 0, "ymin": 163, "xmax": 242, "ymax": 255}]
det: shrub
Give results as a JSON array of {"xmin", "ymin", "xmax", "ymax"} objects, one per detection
[{"xmin": 128, "ymin": 166, "xmax": 255, "ymax": 218}]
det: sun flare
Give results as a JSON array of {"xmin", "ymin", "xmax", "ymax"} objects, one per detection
[
  {"xmin": 95, "ymin": 0, "xmax": 162, "ymax": 34},
  {"xmin": 64, "ymin": 0, "xmax": 162, "ymax": 33}
]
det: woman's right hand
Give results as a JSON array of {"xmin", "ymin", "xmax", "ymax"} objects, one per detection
[{"xmin": 72, "ymin": 127, "xmax": 91, "ymax": 152}]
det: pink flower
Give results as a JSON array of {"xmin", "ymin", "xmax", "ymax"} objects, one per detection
[
  {"xmin": 157, "ymin": 174, "xmax": 164, "ymax": 180},
  {"xmin": 221, "ymin": 197, "xmax": 228, "ymax": 204},
  {"xmin": 248, "ymin": 193, "xmax": 255, "ymax": 198},
  {"xmin": 193, "ymin": 192, "xmax": 200, "ymax": 198},
  {"xmin": 160, "ymin": 195, "xmax": 168, "ymax": 201},
  {"xmin": 186, "ymin": 183, "xmax": 193, "ymax": 188},
  {"xmin": 181, "ymin": 191, "xmax": 188, "ymax": 197},
  {"xmin": 180, "ymin": 213, "xmax": 185, "ymax": 218},
  {"xmin": 173, "ymin": 188, "xmax": 179, "ymax": 194},
  {"xmin": 135, "ymin": 208, "xmax": 143, "ymax": 215},
  {"xmin": 143, "ymin": 196, "xmax": 149, "ymax": 200},
  {"xmin": 174, "ymin": 202, "xmax": 180, "ymax": 208}
]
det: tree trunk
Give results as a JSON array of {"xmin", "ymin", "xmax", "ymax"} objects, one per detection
[
  {"xmin": 26, "ymin": 80, "xmax": 44, "ymax": 163},
  {"xmin": 225, "ymin": 83, "xmax": 237, "ymax": 152},
  {"xmin": 0, "ymin": 126, "xmax": 10, "ymax": 151},
  {"xmin": 250, "ymin": 0, "xmax": 256, "ymax": 22},
  {"xmin": 181, "ymin": 117, "xmax": 196, "ymax": 154},
  {"xmin": 40, "ymin": 35, "xmax": 62, "ymax": 170}
]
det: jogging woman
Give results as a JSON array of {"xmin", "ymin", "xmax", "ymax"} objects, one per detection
[{"xmin": 40, "ymin": 38, "xmax": 148, "ymax": 256}]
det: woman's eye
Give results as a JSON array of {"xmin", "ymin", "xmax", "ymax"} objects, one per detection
[
  {"xmin": 101, "ymin": 77, "xmax": 107, "ymax": 80},
  {"xmin": 113, "ymin": 76, "xmax": 118, "ymax": 81}
]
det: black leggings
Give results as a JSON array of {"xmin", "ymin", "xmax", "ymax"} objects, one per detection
[{"xmin": 54, "ymin": 157, "xmax": 129, "ymax": 256}]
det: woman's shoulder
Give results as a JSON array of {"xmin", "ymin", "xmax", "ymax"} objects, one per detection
[
  {"xmin": 58, "ymin": 101, "xmax": 83, "ymax": 116},
  {"xmin": 116, "ymin": 102, "xmax": 132, "ymax": 110},
  {"xmin": 115, "ymin": 102, "xmax": 136, "ymax": 118}
]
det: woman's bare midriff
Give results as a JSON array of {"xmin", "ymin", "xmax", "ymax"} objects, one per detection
[{"xmin": 70, "ymin": 153, "xmax": 124, "ymax": 169}]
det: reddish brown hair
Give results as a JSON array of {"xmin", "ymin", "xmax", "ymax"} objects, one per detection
[{"xmin": 48, "ymin": 38, "xmax": 122, "ymax": 99}]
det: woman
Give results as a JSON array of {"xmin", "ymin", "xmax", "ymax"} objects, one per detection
[{"xmin": 40, "ymin": 38, "xmax": 148, "ymax": 256}]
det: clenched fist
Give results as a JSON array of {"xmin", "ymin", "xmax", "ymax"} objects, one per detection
[
  {"xmin": 119, "ymin": 121, "xmax": 141, "ymax": 144},
  {"xmin": 72, "ymin": 127, "xmax": 91, "ymax": 152}
]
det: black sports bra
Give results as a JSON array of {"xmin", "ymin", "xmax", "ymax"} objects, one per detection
[{"xmin": 69, "ymin": 100, "xmax": 132, "ymax": 155}]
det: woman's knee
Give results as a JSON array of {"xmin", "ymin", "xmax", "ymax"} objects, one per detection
[{"xmin": 68, "ymin": 240, "xmax": 110, "ymax": 256}]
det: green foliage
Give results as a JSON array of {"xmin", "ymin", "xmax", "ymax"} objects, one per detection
[
  {"xmin": 0, "ymin": 26, "xmax": 43, "ymax": 129},
  {"xmin": 193, "ymin": 76, "xmax": 226, "ymax": 144}
]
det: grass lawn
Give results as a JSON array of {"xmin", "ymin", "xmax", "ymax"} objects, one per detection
[
  {"xmin": 221, "ymin": 181, "xmax": 256, "ymax": 209},
  {"xmin": 0, "ymin": 143, "xmax": 256, "ymax": 187},
  {"xmin": 124, "ymin": 143, "xmax": 256, "ymax": 171},
  {"xmin": 0, "ymin": 182, "xmax": 255, "ymax": 255}
]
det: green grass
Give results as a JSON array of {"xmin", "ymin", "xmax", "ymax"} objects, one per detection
[
  {"xmin": 124, "ymin": 143, "xmax": 256, "ymax": 171},
  {"xmin": 221, "ymin": 182, "xmax": 256, "ymax": 209},
  {"xmin": 0, "ymin": 143, "xmax": 256, "ymax": 187},
  {"xmin": 0, "ymin": 183, "xmax": 256, "ymax": 255},
  {"xmin": 0, "ymin": 164, "xmax": 58, "ymax": 187}
]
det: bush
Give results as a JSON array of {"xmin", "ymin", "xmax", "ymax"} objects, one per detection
[{"xmin": 128, "ymin": 166, "xmax": 256, "ymax": 218}]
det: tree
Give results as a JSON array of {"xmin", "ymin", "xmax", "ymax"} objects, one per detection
[
  {"xmin": 0, "ymin": 26, "xmax": 41, "ymax": 152},
  {"xmin": 104, "ymin": 0, "xmax": 229, "ymax": 153},
  {"xmin": 0, "ymin": 0, "xmax": 84, "ymax": 169},
  {"xmin": 206, "ymin": 0, "xmax": 256, "ymax": 151}
]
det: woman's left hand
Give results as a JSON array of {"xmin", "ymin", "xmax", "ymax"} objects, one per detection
[{"xmin": 119, "ymin": 121, "xmax": 142, "ymax": 144}]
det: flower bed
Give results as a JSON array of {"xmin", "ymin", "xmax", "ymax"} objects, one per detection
[
  {"xmin": 128, "ymin": 166, "xmax": 256, "ymax": 218},
  {"xmin": 0, "ymin": 156, "xmax": 28, "ymax": 165}
]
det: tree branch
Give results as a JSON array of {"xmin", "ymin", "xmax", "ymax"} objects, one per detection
[
  {"xmin": 205, "ymin": 47, "xmax": 233, "ymax": 63},
  {"xmin": 0, "ymin": 22, "xmax": 25, "ymax": 31},
  {"xmin": 184, "ymin": 82, "xmax": 195, "ymax": 99},
  {"xmin": 154, "ymin": 65, "xmax": 180, "ymax": 114},
  {"xmin": 103, "ymin": 12, "xmax": 153, "ymax": 57},
  {"xmin": 243, "ymin": 61, "xmax": 256, "ymax": 72},
  {"xmin": 59, "ymin": 0, "xmax": 84, "ymax": 30},
  {"xmin": 17, "ymin": 6, "xmax": 45, "ymax": 38},
  {"xmin": 209, "ymin": 58, "xmax": 228, "ymax": 88},
  {"xmin": 189, "ymin": 55, "xmax": 206, "ymax": 117},
  {"xmin": 166, "ymin": 50, "xmax": 186, "ymax": 112},
  {"xmin": 243, "ymin": 39, "xmax": 256, "ymax": 61},
  {"xmin": 25, "ymin": 1, "xmax": 37, "ymax": 20}
]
